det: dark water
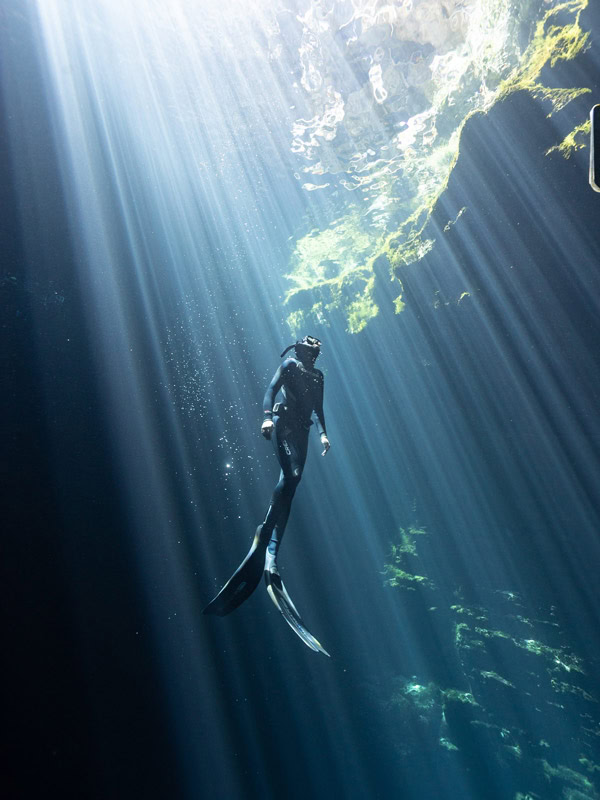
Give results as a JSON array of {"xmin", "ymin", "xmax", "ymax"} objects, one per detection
[{"xmin": 2, "ymin": 3, "xmax": 600, "ymax": 799}]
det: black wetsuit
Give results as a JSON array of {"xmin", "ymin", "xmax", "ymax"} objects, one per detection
[
  {"xmin": 202, "ymin": 353, "xmax": 329, "ymax": 639},
  {"xmin": 262, "ymin": 357, "xmax": 327, "ymax": 555}
]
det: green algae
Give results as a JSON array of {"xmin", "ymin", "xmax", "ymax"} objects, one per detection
[
  {"xmin": 393, "ymin": 292, "xmax": 406, "ymax": 314},
  {"xmin": 474, "ymin": 626, "xmax": 512, "ymax": 640},
  {"xmin": 443, "ymin": 688, "xmax": 479, "ymax": 706},
  {"xmin": 579, "ymin": 757, "xmax": 600, "ymax": 774},
  {"xmin": 382, "ymin": 566, "xmax": 434, "ymax": 591},
  {"xmin": 504, "ymin": 742, "xmax": 523, "ymax": 759},
  {"xmin": 383, "ymin": 526, "xmax": 434, "ymax": 590},
  {"xmin": 550, "ymin": 679, "xmax": 597, "ymax": 703},
  {"xmin": 346, "ymin": 276, "xmax": 379, "ymax": 334},
  {"xmin": 284, "ymin": 213, "xmax": 388, "ymax": 333},
  {"xmin": 285, "ymin": 0, "xmax": 591, "ymax": 333},
  {"xmin": 450, "ymin": 604, "xmax": 488, "ymax": 621},
  {"xmin": 285, "ymin": 213, "xmax": 381, "ymax": 300},
  {"xmin": 444, "ymin": 206, "xmax": 467, "ymax": 232},
  {"xmin": 480, "ymin": 670, "xmax": 516, "ymax": 688},
  {"xmin": 382, "ymin": 521, "xmax": 598, "ymax": 795},
  {"xmin": 454, "ymin": 621, "xmax": 588, "ymax": 679},
  {"xmin": 513, "ymin": 614, "xmax": 535, "ymax": 628},
  {"xmin": 546, "ymin": 119, "xmax": 591, "ymax": 158},
  {"xmin": 542, "ymin": 760, "xmax": 596, "ymax": 793},
  {"xmin": 439, "ymin": 737, "xmax": 459, "ymax": 751},
  {"xmin": 503, "ymin": 1, "xmax": 590, "ymax": 95},
  {"xmin": 515, "ymin": 637, "xmax": 585, "ymax": 674}
]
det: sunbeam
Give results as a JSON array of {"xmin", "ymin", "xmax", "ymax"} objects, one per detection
[{"xmin": 2, "ymin": 0, "xmax": 600, "ymax": 798}]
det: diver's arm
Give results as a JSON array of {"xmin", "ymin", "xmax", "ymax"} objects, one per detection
[
  {"xmin": 312, "ymin": 370, "xmax": 327, "ymax": 435},
  {"xmin": 263, "ymin": 360, "xmax": 291, "ymax": 417},
  {"xmin": 313, "ymin": 371, "xmax": 330, "ymax": 456},
  {"xmin": 261, "ymin": 360, "xmax": 290, "ymax": 438}
]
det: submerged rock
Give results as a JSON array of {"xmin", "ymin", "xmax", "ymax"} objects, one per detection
[
  {"xmin": 382, "ymin": 528, "xmax": 600, "ymax": 799},
  {"xmin": 281, "ymin": 0, "xmax": 592, "ymax": 333}
]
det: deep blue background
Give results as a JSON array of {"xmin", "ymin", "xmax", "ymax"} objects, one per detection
[{"xmin": 2, "ymin": 4, "xmax": 600, "ymax": 799}]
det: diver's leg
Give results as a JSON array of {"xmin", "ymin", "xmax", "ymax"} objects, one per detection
[
  {"xmin": 261, "ymin": 426, "xmax": 328, "ymax": 656},
  {"xmin": 204, "ymin": 424, "xmax": 295, "ymax": 616},
  {"xmin": 265, "ymin": 424, "xmax": 309, "ymax": 559},
  {"xmin": 260, "ymin": 418, "xmax": 293, "ymax": 536},
  {"xmin": 203, "ymin": 424, "xmax": 307, "ymax": 617},
  {"xmin": 261, "ymin": 469, "xmax": 288, "ymax": 538},
  {"xmin": 261, "ymin": 422, "xmax": 306, "ymax": 537}
]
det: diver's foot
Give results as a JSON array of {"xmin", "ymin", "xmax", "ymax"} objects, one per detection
[
  {"xmin": 264, "ymin": 548, "xmax": 279, "ymax": 575},
  {"xmin": 256, "ymin": 523, "xmax": 276, "ymax": 548}
]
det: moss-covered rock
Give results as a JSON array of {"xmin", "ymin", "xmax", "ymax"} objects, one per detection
[
  {"xmin": 382, "ymin": 526, "xmax": 600, "ymax": 799},
  {"xmin": 284, "ymin": 0, "xmax": 591, "ymax": 332}
]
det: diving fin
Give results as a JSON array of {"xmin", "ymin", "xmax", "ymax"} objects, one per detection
[
  {"xmin": 203, "ymin": 526, "xmax": 269, "ymax": 616},
  {"xmin": 264, "ymin": 553, "xmax": 330, "ymax": 657}
]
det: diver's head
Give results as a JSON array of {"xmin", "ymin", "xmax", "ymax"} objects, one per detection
[
  {"xmin": 280, "ymin": 335, "xmax": 321, "ymax": 365},
  {"xmin": 295, "ymin": 335, "xmax": 321, "ymax": 364}
]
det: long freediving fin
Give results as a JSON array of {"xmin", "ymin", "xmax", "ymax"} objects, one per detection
[
  {"xmin": 264, "ymin": 556, "xmax": 330, "ymax": 657},
  {"xmin": 203, "ymin": 526, "xmax": 269, "ymax": 617}
]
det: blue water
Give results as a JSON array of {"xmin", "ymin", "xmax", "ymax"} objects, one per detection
[{"xmin": 2, "ymin": 2, "xmax": 600, "ymax": 799}]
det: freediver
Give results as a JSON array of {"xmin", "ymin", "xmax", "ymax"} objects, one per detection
[{"xmin": 203, "ymin": 335, "xmax": 331, "ymax": 655}]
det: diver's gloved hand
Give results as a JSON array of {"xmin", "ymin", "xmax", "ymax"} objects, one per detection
[
  {"xmin": 320, "ymin": 434, "xmax": 330, "ymax": 456},
  {"xmin": 261, "ymin": 419, "xmax": 274, "ymax": 440}
]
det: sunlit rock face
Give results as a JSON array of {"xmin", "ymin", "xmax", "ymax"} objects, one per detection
[
  {"xmin": 292, "ymin": 0, "xmax": 524, "ymax": 207},
  {"xmin": 381, "ymin": 528, "xmax": 600, "ymax": 800},
  {"xmin": 277, "ymin": 0, "xmax": 590, "ymax": 333}
]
